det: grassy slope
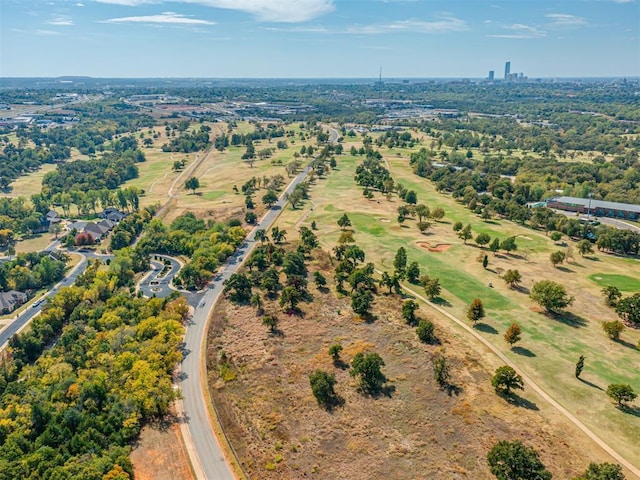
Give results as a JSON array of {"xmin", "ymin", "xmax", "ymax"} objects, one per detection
[{"xmin": 274, "ymin": 135, "xmax": 640, "ymax": 468}]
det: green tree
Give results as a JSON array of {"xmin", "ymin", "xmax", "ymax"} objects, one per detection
[
  {"xmin": 602, "ymin": 286, "xmax": 622, "ymax": 307},
  {"xmin": 350, "ymin": 352, "xmax": 387, "ymax": 394},
  {"xmin": 329, "ymin": 344, "xmax": 343, "ymax": 363},
  {"xmin": 314, "ymin": 271, "xmax": 327, "ymax": 289},
  {"xmin": 309, "ymin": 370, "xmax": 340, "ymax": 409},
  {"xmin": 423, "ymin": 277, "xmax": 442, "ymax": 300},
  {"xmin": 615, "ymin": 293, "xmax": 640, "ymax": 326},
  {"xmin": 393, "ymin": 247, "xmax": 407, "ymax": 278},
  {"xmin": 280, "ymin": 286, "xmax": 302, "ymax": 312},
  {"xmin": 254, "ymin": 229, "xmax": 268, "ymax": 243},
  {"xmin": 351, "ymin": 288, "xmax": 374, "ymax": 316},
  {"xmin": 575, "ymin": 355, "xmax": 586, "ymax": 379},
  {"xmin": 414, "ymin": 204, "xmax": 430, "ymax": 222},
  {"xmin": 530, "ymin": 280, "xmax": 574, "ymax": 313},
  {"xmin": 417, "ymin": 221, "xmax": 432, "ymax": 234},
  {"xmin": 476, "ymin": 232, "xmax": 491, "ymax": 247},
  {"xmin": 406, "ymin": 261, "xmax": 420, "ymax": 284},
  {"xmin": 550, "ymin": 231, "xmax": 562, "ymax": 242},
  {"xmin": 262, "ymin": 314, "xmax": 278, "ymax": 334},
  {"xmin": 416, "ymin": 319, "xmax": 436, "ymax": 344},
  {"xmin": 405, "ymin": 190, "xmax": 418, "ymax": 204},
  {"xmin": 503, "ymin": 323, "xmax": 522, "ymax": 348},
  {"xmin": 458, "ymin": 224, "xmax": 473, "ymax": 244},
  {"xmin": 491, "ymin": 366, "xmax": 524, "ymax": 394},
  {"xmin": 500, "ymin": 236, "xmax": 518, "ymax": 253},
  {"xmin": 606, "ymin": 384, "xmax": 637, "ymax": 406},
  {"xmin": 467, "ymin": 298, "xmax": 485, "ymax": 325},
  {"xmin": 337, "ymin": 213, "xmax": 352, "ymax": 230},
  {"xmin": 577, "ymin": 239, "xmax": 594, "ymax": 257},
  {"xmin": 489, "ymin": 237, "xmax": 501, "ymax": 253},
  {"xmin": 432, "ymin": 349, "xmax": 451, "ymax": 388},
  {"xmin": 574, "ymin": 462, "xmax": 625, "ymax": 480},
  {"xmin": 487, "ymin": 440, "xmax": 552, "ymax": 480},
  {"xmin": 402, "ymin": 299, "xmax": 419, "ymax": 325},
  {"xmin": 262, "ymin": 190, "xmax": 278, "ymax": 208},
  {"xmin": 601, "ymin": 320, "xmax": 624, "ymax": 340},
  {"xmin": 184, "ymin": 176, "xmax": 200, "ymax": 194},
  {"xmin": 223, "ymin": 273, "xmax": 252, "ymax": 303},
  {"xmin": 502, "ymin": 269, "xmax": 522, "ymax": 289},
  {"xmin": 430, "ymin": 207, "xmax": 445, "ymax": 221},
  {"xmin": 550, "ymin": 250, "xmax": 566, "ymax": 267},
  {"xmin": 482, "ymin": 254, "xmax": 489, "ymax": 269},
  {"xmin": 452, "ymin": 221, "xmax": 463, "ymax": 232}
]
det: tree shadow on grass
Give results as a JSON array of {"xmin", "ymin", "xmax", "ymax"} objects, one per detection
[
  {"xmin": 320, "ymin": 395, "xmax": 345, "ymax": 412},
  {"xmin": 618, "ymin": 404, "xmax": 640, "ymax": 418},
  {"xmin": 332, "ymin": 359, "xmax": 350, "ymax": 371},
  {"xmin": 475, "ymin": 322, "xmax": 498, "ymax": 334},
  {"xmin": 446, "ymin": 384, "xmax": 463, "ymax": 397},
  {"xmin": 361, "ymin": 384, "xmax": 396, "ymax": 399},
  {"xmin": 614, "ymin": 338, "xmax": 638, "ymax": 351},
  {"xmin": 557, "ymin": 266, "xmax": 575, "ymax": 273},
  {"xmin": 317, "ymin": 286, "xmax": 331, "ymax": 295},
  {"xmin": 512, "ymin": 346, "xmax": 536, "ymax": 357},
  {"xmin": 431, "ymin": 297, "xmax": 451, "ymax": 307},
  {"xmin": 548, "ymin": 311, "xmax": 587, "ymax": 328},
  {"xmin": 499, "ymin": 392, "xmax": 539, "ymax": 410},
  {"xmin": 584, "ymin": 255, "xmax": 601, "ymax": 262},
  {"xmin": 578, "ymin": 377, "xmax": 604, "ymax": 391}
]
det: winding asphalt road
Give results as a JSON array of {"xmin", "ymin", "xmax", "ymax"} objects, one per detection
[{"xmin": 180, "ymin": 128, "xmax": 338, "ymax": 479}]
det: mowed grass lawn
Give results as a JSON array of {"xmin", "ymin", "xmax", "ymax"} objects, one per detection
[
  {"xmin": 274, "ymin": 133, "xmax": 640, "ymax": 469},
  {"xmin": 589, "ymin": 273, "xmax": 640, "ymax": 292}
]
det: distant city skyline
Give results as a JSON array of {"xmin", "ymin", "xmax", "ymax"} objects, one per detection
[{"xmin": 1, "ymin": 0, "xmax": 639, "ymax": 78}]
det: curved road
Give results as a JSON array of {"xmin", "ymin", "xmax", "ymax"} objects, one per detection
[
  {"xmin": 181, "ymin": 128, "xmax": 338, "ymax": 479},
  {"xmin": 180, "ymin": 164, "xmax": 313, "ymax": 479}
]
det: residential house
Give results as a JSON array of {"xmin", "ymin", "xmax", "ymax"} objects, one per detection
[
  {"xmin": 83, "ymin": 219, "xmax": 115, "ymax": 242},
  {"xmin": 99, "ymin": 208, "xmax": 127, "ymax": 223},
  {"xmin": 0, "ymin": 290, "xmax": 27, "ymax": 314}
]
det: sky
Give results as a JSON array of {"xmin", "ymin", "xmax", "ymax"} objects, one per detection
[{"xmin": 1, "ymin": 0, "xmax": 639, "ymax": 78}]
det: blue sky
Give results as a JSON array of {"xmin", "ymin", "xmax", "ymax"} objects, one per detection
[{"xmin": 1, "ymin": 0, "xmax": 638, "ymax": 77}]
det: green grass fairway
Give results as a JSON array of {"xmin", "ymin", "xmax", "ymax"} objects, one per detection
[
  {"xmin": 274, "ymin": 130, "xmax": 640, "ymax": 468},
  {"xmin": 589, "ymin": 273, "xmax": 640, "ymax": 292}
]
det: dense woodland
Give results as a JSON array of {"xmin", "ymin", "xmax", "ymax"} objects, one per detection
[{"xmin": 0, "ymin": 250, "xmax": 187, "ymax": 479}]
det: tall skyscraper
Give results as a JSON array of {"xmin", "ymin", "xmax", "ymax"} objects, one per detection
[
  {"xmin": 488, "ymin": 70, "xmax": 495, "ymax": 81},
  {"xmin": 504, "ymin": 61, "xmax": 511, "ymax": 80}
]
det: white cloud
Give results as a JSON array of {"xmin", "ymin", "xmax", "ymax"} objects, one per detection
[
  {"xmin": 612, "ymin": 0, "xmax": 634, "ymax": 3},
  {"xmin": 103, "ymin": 11, "xmax": 216, "ymax": 25},
  {"xmin": 75, "ymin": 2, "xmax": 85, "ymax": 6},
  {"xmin": 35, "ymin": 29, "xmax": 62, "ymax": 35},
  {"xmin": 346, "ymin": 16, "xmax": 467, "ymax": 34},
  {"xmin": 94, "ymin": 0, "xmax": 335, "ymax": 22},
  {"xmin": 46, "ymin": 15, "xmax": 74, "ymax": 26},
  {"xmin": 545, "ymin": 13, "xmax": 587, "ymax": 27},
  {"xmin": 488, "ymin": 23, "xmax": 546, "ymax": 39}
]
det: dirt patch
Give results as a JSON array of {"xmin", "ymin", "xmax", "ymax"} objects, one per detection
[
  {"xmin": 207, "ymin": 246, "xmax": 601, "ymax": 480},
  {"xmin": 130, "ymin": 415, "xmax": 193, "ymax": 480},
  {"xmin": 416, "ymin": 241, "xmax": 452, "ymax": 252}
]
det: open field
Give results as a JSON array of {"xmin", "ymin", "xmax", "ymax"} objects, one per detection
[
  {"xmin": 150, "ymin": 122, "xmax": 316, "ymax": 224},
  {"xmin": 207, "ymin": 244, "xmax": 621, "ymax": 479},
  {"xmin": 269, "ymin": 133, "xmax": 640, "ymax": 471},
  {"xmin": 6, "ymin": 163, "xmax": 57, "ymax": 198}
]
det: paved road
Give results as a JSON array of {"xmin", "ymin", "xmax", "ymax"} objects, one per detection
[
  {"xmin": 180, "ymin": 164, "xmax": 314, "ymax": 479},
  {"xmin": 0, "ymin": 254, "xmax": 87, "ymax": 349},
  {"xmin": 138, "ymin": 255, "xmax": 183, "ymax": 299},
  {"xmin": 552, "ymin": 209, "xmax": 640, "ymax": 233}
]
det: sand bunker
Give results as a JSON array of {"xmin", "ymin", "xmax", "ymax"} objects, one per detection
[
  {"xmin": 416, "ymin": 241, "xmax": 451, "ymax": 252},
  {"xmin": 380, "ymin": 219, "xmax": 391, "ymax": 223}
]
